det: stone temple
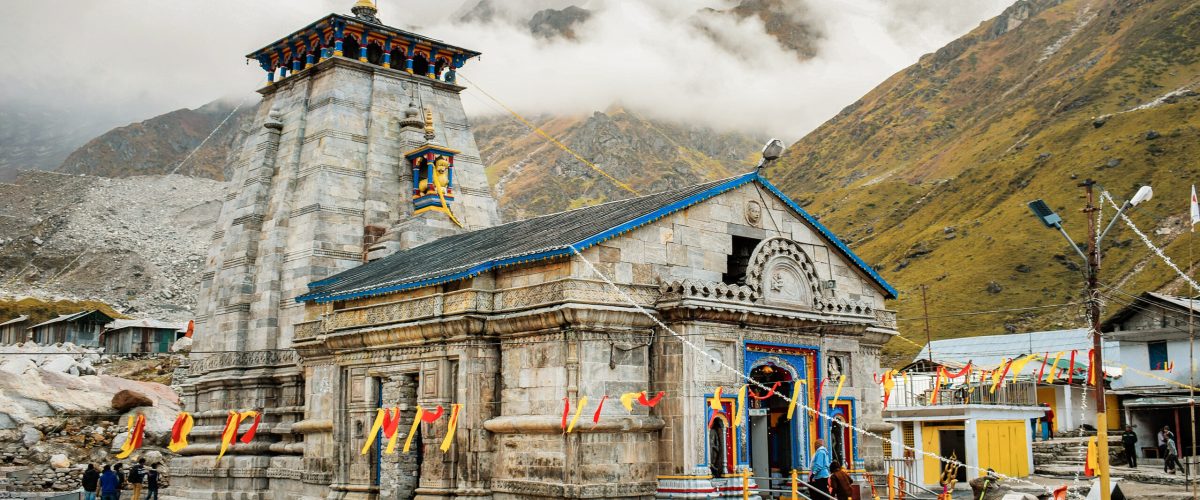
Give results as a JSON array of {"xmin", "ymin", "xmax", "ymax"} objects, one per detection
[{"xmin": 175, "ymin": 2, "xmax": 899, "ymax": 499}]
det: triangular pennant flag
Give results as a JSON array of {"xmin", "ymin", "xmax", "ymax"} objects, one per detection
[
  {"xmin": 786, "ymin": 380, "xmax": 804, "ymax": 420},
  {"xmin": 567, "ymin": 397, "xmax": 588, "ymax": 433},
  {"xmin": 733, "ymin": 385, "xmax": 747, "ymax": 426},
  {"xmin": 620, "ymin": 392, "xmax": 639, "ymax": 412},
  {"xmin": 709, "ymin": 386, "xmax": 723, "ymax": 410},
  {"xmin": 361, "ymin": 409, "xmax": 388, "ymax": 455}
]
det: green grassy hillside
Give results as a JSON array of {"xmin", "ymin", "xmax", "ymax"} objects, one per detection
[{"xmin": 765, "ymin": 0, "xmax": 1200, "ymax": 364}]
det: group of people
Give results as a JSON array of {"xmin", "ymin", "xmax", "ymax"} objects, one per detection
[
  {"xmin": 79, "ymin": 457, "xmax": 162, "ymax": 500},
  {"xmin": 1120, "ymin": 424, "xmax": 1184, "ymax": 474},
  {"xmin": 810, "ymin": 438, "xmax": 855, "ymax": 500}
]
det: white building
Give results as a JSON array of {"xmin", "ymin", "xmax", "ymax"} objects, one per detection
[{"xmin": 1103, "ymin": 292, "xmax": 1199, "ymax": 461}]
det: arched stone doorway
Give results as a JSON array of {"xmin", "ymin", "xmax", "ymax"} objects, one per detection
[{"xmin": 748, "ymin": 360, "xmax": 802, "ymax": 479}]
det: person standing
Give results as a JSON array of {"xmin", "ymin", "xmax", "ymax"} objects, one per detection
[
  {"xmin": 1120, "ymin": 426, "xmax": 1138, "ymax": 468},
  {"xmin": 128, "ymin": 458, "xmax": 145, "ymax": 500},
  {"xmin": 82, "ymin": 463, "xmax": 100, "ymax": 500},
  {"xmin": 829, "ymin": 461, "xmax": 854, "ymax": 500},
  {"xmin": 113, "ymin": 463, "xmax": 126, "ymax": 499},
  {"xmin": 99, "ymin": 465, "xmax": 120, "ymax": 500},
  {"xmin": 1041, "ymin": 403, "xmax": 1055, "ymax": 440},
  {"xmin": 1165, "ymin": 430, "xmax": 1182, "ymax": 474},
  {"xmin": 145, "ymin": 463, "xmax": 161, "ymax": 500},
  {"xmin": 811, "ymin": 438, "xmax": 832, "ymax": 497},
  {"xmin": 1159, "ymin": 426, "xmax": 1170, "ymax": 460}
]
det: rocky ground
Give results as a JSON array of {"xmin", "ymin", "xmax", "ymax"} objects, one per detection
[
  {"xmin": 0, "ymin": 171, "xmax": 225, "ymax": 320},
  {"xmin": 0, "ymin": 342, "xmax": 181, "ymax": 494}
]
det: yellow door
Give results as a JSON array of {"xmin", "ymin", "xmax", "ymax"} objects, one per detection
[
  {"xmin": 922, "ymin": 425, "xmax": 941, "ymax": 485},
  {"xmin": 1106, "ymin": 394, "xmax": 1120, "ymax": 429},
  {"xmin": 978, "ymin": 420, "xmax": 1030, "ymax": 478}
]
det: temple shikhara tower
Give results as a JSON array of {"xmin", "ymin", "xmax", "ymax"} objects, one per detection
[
  {"xmin": 178, "ymin": 2, "xmax": 898, "ymax": 499},
  {"xmin": 178, "ymin": 1, "xmax": 498, "ymax": 497}
]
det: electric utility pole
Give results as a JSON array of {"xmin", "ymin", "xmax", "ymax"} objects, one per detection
[{"xmin": 1082, "ymin": 179, "xmax": 1112, "ymax": 500}]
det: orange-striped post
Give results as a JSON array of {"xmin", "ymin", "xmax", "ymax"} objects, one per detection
[
  {"xmin": 742, "ymin": 468, "xmax": 752, "ymax": 500},
  {"xmin": 791, "ymin": 469, "xmax": 800, "ymax": 500}
]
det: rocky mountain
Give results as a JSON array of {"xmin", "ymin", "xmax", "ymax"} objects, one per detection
[
  {"xmin": 0, "ymin": 171, "xmax": 224, "ymax": 320},
  {"xmin": 695, "ymin": 0, "xmax": 821, "ymax": 60},
  {"xmin": 55, "ymin": 99, "xmax": 253, "ymax": 181},
  {"xmin": 763, "ymin": 0, "xmax": 1200, "ymax": 364},
  {"xmin": 472, "ymin": 108, "xmax": 762, "ymax": 220}
]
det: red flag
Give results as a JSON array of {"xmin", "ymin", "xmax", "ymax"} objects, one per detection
[
  {"xmin": 638, "ymin": 391, "xmax": 665, "ymax": 407},
  {"xmin": 421, "ymin": 405, "xmax": 445, "ymax": 423},
  {"xmin": 561, "ymin": 397, "xmax": 570, "ymax": 431},
  {"xmin": 749, "ymin": 382, "xmax": 781, "ymax": 400},
  {"xmin": 184, "ymin": 320, "xmax": 194, "ymax": 338},
  {"xmin": 592, "ymin": 395, "xmax": 607, "ymax": 424}
]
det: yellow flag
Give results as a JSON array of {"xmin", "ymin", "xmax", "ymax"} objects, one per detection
[
  {"xmin": 733, "ymin": 385, "xmax": 747, "ymax": 426},
  {"xmin": 403, "ymin": 407, "xmax": 424, "ymax": 453},
  {"xmin": 439, "ymin": 404, "xmax": 462, "ymax": 452},
  {"xmin": 567, "ymin": 397, "xmax": 588, "ymax": 433},
  {"xmin": 710, "ymin": 386, "xmax": 723, "ymax": 410}
]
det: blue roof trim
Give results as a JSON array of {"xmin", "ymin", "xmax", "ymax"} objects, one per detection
[
  {"xmin": 299, "ymin": 171, "xmax": 896, "ymax": 302},
  {"xmin": 753, "ymin": 173, "xmax": 897, "ymax": 299}
]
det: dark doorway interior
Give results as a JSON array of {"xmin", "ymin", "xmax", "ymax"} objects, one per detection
[{"xmin": 939, "ymin": 429, "xmax": 967, "ymax": 482}]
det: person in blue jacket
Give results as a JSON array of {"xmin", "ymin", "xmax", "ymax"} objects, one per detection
[
  {"xmin": 99, "ymin": 464, "xmax": 121, "ymax": 500},
  {"xmin": 810, "ymin": 438, "xmax": 832, "ymax": 497}
]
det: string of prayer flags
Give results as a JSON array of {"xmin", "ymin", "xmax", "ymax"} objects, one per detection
[
  {"xmin": 1007, "ymin": 354, "xmax": 1038, "ymax": 381},
  {"xmin": 168, "ymin": 412, "xmax": 193, "ymax": 453},
  {"xmin": 115, "ymin": 413, "xmax": 146, "ymax": 459},
  {"xmin": 439, "ymin": 404, "xmax": 462, "ymax": 452}
]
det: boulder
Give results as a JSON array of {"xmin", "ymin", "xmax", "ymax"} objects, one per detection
[
  {"xmin": 49, "ymin": 453, "xmax": 70, "ymax": 468},
  {"xmin": 171, "ymin": 336, "xmax": 193, "ymax": 353},
  {"xmin": 21, "ymin": 425, "xmax": 42, "ymax": 447},
  {"xmin": 111, "ymin": 390, "xmax": 154, "ymax": 412},
  {"xmin": 142, "ymin": 450, "xmax": 163, "ymax": 465}
]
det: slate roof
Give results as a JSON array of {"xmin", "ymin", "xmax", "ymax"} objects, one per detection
[
  {"xmin": 0, "ymin": 315, "xmax": 28, "ymax": 328},
  {"xmin": 27, "ymin": 310, "xmax": 115, "ymax": 329},
  {"xmin": 298, "ymin": 172, "xmax": 897, "ymax": 303},
  {"xmin": 914, "ymin": 328, "xmax": 1120, "ymax": 376}
]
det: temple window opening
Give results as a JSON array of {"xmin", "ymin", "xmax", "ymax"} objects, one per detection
[
  {"xmin": 412, "ymin": 53, "xmax": 429, "ymax": 77},
  {"xmin": 366, "ymin": 41, "xmax": 384, "ymax": 65}
]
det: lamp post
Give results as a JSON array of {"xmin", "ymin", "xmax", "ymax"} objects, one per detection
[{"xmin": 1028, "ymin": 180, "xmax": 1152, "ymax": 500}]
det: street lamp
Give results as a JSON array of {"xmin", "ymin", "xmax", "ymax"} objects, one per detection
[
  {"xmin": 756, "ymin": 139, "xmax": 785, "ymax": 172},
  {"xmin": 1026, "ymin": 181, "xmax": 1151, "ymax": 500}
]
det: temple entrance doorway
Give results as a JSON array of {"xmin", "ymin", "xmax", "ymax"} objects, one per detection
[{"xmin": 748, "ymin": 362, "xmax": 797, "ymax": 481}]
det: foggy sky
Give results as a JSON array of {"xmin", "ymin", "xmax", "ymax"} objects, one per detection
[{"xmin": 0, "ymin": 0, "xmax": 1013, "ymax": 140}]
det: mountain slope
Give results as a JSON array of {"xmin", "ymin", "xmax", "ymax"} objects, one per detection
[
  {"xmin": 473, "ymin": 108, "xmax": 762, "ymax": 220},
  {"xmin": 55, "ymin": 99, "xmax": 253, "ymax": 180},
  {"xmin": 765, "ymin": 0, "xmax": 1200, "ymax": 364}
]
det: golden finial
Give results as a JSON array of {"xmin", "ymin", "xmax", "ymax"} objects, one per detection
[{"xmin": 423, "ymin": 108, "xmax": 435, "ymax": 139}]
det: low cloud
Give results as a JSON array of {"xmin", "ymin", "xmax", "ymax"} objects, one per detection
[{"xmin": 0, "ymin": 0, "xmax": 1012, "ymax": 140}]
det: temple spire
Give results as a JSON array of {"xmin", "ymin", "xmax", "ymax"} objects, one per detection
[{"xmin": 351, "ymin": 0, "xmax": 380, "ymax": 23}]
